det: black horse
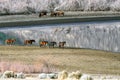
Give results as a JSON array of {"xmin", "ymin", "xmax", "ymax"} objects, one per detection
[
  {"xmin": 48, "ymin": 41, "xmax": 57, "ymax": 48},
  {"xmin": 39, "ymin": 10, "xmax": 48, "ymax": 17}
]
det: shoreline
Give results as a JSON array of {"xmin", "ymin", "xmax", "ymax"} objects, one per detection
[
  {"xmin": 0, "ymin": 16, "xmax": 120, "ymax": 27},
  {"xmin": 0, "ymin": 11, "xmax": 120, "ymax": 27}
]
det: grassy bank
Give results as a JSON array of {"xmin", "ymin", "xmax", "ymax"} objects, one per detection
[{"xmin": 0, "ymin": 46, "xmax": 120, "ymax": 74}]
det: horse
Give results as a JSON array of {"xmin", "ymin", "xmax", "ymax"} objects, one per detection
[
  {"xmin": 5, "ymin": 39, "xmax": 16, "ymax": 45},
  {"xmin": 48, "ymin": 41, "xmax": 57, "ymax": 48},
  {"xmin": 56, "ymin": 11, "xmax": 64, "ymax": 16},
  {"xmin": 50, "ymin": 11, "xmax": 58, "ymax": 17},
  {"xmin": 39, "ymin": 10, "xmax": 48, "ymax": 17},
  {"xmin": 59, "ymin": 41, "xmax": 66, "ymax": 48},
  {"xmin": 40, "ymin": 41, "xmax": 48, "ymax": 47},
  {"xmin": 50, "ymin": 11, "xmax": 64, "ymax": 17},
  {"xmin": 24, "ymin": 39, "xmax": 35, "ymax": 45}
]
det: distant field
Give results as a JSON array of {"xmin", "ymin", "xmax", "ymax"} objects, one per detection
[{"xmin": 0, "ymin": 46, "xmax": 120, "ymax": 75}]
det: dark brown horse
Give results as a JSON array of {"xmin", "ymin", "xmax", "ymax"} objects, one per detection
[
  {"xmin": 24, "ymin": 39, "xmax": 35, "ymax": 45},
  {"xmin": 40, "ymin": 41, "xmax": 48, "ymax": 47},
  {"xmin": 39, "ymin": 10, "xmax": 48, "ymax": 17},
  {"xmin": 51, "ymin": 11, "xmax": 64, "ymax": 17},
  {"xmin": 59, "ymin": 41, "xmax": 66, "ymax": 48},
  {"xmin": 48, "ymin": 41, "xmax": 57, "ymax": 48},
  {"xmin": 5, "ymin": 39, "xmax": 16, "ymax": 45}
]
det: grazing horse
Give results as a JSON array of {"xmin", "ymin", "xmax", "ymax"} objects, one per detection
[
  {"xmin": 5, "ymin": 39, "xmax": 16, "ymax": 45},
  {"xmin": 48, "ymin": 41, "xmax": 57, "ymax": 48},
  {"xmin": 39, "ymin": 10, "xmax": 47, "ymax": 17},
  {"xmin": 51, "ymin": 11, "xmax": 64, "ymax": 17},
  {"xmin": 59, "ymin": 41, "xmax": 66, "ymax": 48},
  {"xmin": 24, "ymin": 39, "xmax": 35, "ymax": 45},
  {"xmin": 40, "ymin": 41, "xmax": 48, "ymax": 47}
]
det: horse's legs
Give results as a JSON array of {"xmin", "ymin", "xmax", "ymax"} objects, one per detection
[
  {"xmin": 39, "ymin": 13, "xmax": 41, "ymax": 17},
  {"xmin": 8, "ymin": 42, "xmax": 11, "ymax": 46},
  {"xmin": 40, "ymin": 44, "xmax": 42, "ymax": 47},
  {"xmin": 62, "ymin": 13, "xmax": 64, "ymax": 16},
  {"xmin": 24, "ymin": 43, "xmax": 26, "ymax": 46},
  {"xmin": 52, "ymin": 44, "xmax": 55, "ymax": 48},
  {"xmin": 30, "ymin": 42, "xmax": 32, "ymax": 46},
  {"xmin": 59, "ymin": 45, "xmax": 61, "ymax": 48}
]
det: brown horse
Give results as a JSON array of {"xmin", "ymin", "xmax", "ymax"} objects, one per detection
[
  {"xmin": 24, "ymin": 39, "xmax": 35, "ymax": 45},
  {"xmin": 59, "ymin": 41, "xmax": 66, "ymax": 48},
  {"xmin": 48, "ymin": 41, "xmax": 57, "ymax": 48},
  {"xmin": 56, "ymin": 11, "xmax": 64, "ymax": 16},
  {"xmin": 5, "ymin": 39, "xmax": 16, "ymax": 45},
  {"xmin": 50, "ymin": 11, "xmax": 58, "ymax": 17},
  {"xmin": 50, "ymin": 11, "xmax": 64, "ymax": 17},
  {"xmin": 39, "ymin": 10, "xmax": 48, "ymax": 17},
  {"xmin": 40, "ymin": 41, "xmax": 48, "ymax": 47}
]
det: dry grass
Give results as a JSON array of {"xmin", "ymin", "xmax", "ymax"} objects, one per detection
[{"xmin": 0, "ymin": 45, "xmax": 120, "ymax": 75}]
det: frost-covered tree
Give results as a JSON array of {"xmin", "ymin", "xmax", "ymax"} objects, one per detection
[
  {"xmin": 0, "ymin": 0, "xmax": 120, "ymax": 14},
  {"xmin": 110, "ymin": 0, "xmax": 120, "ymax": 11}
]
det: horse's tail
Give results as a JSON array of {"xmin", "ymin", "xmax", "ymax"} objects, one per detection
[
  {"xmin": 5, "ymin": 40, "xmax": 8, "ymax": 45},
  {"xmin": 59, "ymin": 43, "xmax": 61, "ymax": 48},
  {"xmin": 39, "ymin": 42, "xmax": 42, "ymax": 47},
  {"xmin": 62, "ymin": 12, "xmax": 64, "ymax": 16},
  {"xmin": 39, "ymin": 13, "xmax": 41, "ymax": 17}
]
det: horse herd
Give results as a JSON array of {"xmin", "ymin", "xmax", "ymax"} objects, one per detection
[
  {"xmin": 39, "ymin": 10, "xmax": 64, "ymax": 17},
  {"xmin": 4, "ymin": 10, "xmax": 65, "ymax": 47},
  {"xmin": 5, "ymin": 39, "xmax": 66, "ymax": 48}
]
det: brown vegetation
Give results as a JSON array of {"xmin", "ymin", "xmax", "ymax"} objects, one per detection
[{"xmin": 0, "ymin": 46, "xmax": 120, "ymax": 74}]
